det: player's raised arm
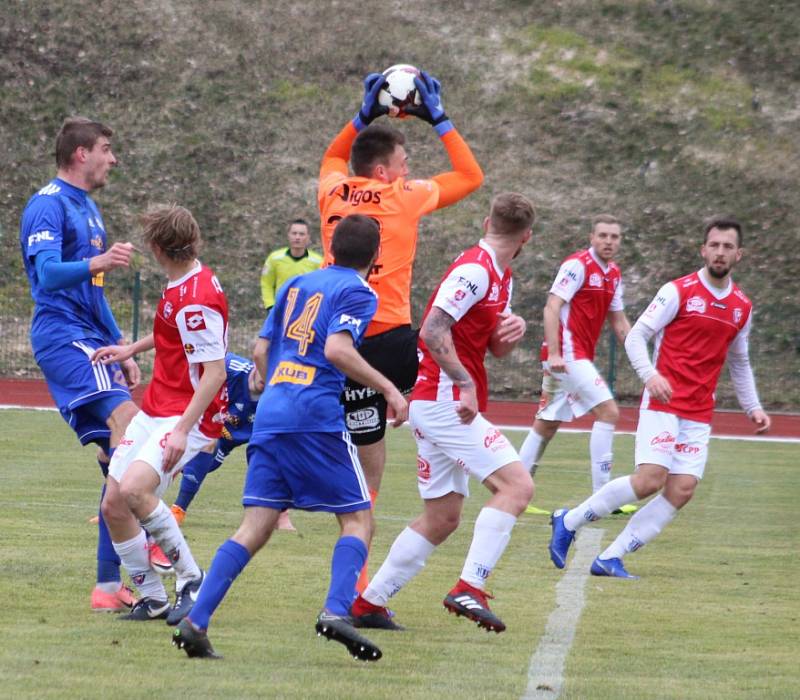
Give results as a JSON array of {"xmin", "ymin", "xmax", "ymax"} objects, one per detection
[{"xmin": 404, "ymin": 71, "xmax": 483, "ymax": 208}]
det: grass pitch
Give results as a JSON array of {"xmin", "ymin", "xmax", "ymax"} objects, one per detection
[{"xmin": 0, "ymin": 409, "xmax": 797, "ymax": 699}]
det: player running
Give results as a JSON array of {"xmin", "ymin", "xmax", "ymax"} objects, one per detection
[
  {"xmin": 318, "ymin": 68, "xmax": 483, "ymax": 590},
  {"xmin": 93, "ymin": 204, "xmax": 228, "ymax": 623},
  {"xmin": 519, "ymin": 215, "xmax": 633, "ymax": 505},
  {"xmin": 19, "ymin": 117, "xmax": 141, "ymax": 612},
  {"xmin": 169, "ymin": 352, "xmax": 295, "ymax": 532},
  {"xmin": 172, "ymin": 215, "xmax": 408, "ymax": 662},
  {"xmin": 549, "ymin": 217, "xmax": 770, "ymax": 578},
  {"xmin": 351, "ymin": 193, "xmax": 535, "ymax": 633}
]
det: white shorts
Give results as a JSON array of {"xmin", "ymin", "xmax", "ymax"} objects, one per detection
[
  {"xmin": 634, "ymin": 409, "xmax": 711, "ymax": 480},
  {"xmin": 536, "ymin": 359, "xmax": 614, "ymax": 422},
  {"xmin": 108, "ymin": 411, "xmax": 215, "ymax": 498},
  {"xmin": 409, "ymin": 400, "xmax": 520, "ymax": 500}
]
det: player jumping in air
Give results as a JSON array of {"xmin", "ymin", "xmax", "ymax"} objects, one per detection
[{"xmin": 318, "ymin": 69, "xmax": 483, "ymax": 591}]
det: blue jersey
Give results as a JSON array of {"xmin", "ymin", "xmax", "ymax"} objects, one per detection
[
  {"xmin": 20, "ymin": 178, "xmax": 114, "ymax": 351},
  {"xmin": 254, "ymin": 265, "xmax": 377, "ymax": 433},
  {"xmin": 220, "ymin": 352, "xmax": 260, "ymax": 444}
]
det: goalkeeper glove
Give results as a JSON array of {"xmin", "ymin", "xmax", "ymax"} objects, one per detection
[
  {"xmin": 406, "ymin": 71, "xmax": 453, "ymax": 136},
  {"xmin": 353, "ymin": 72, "xmax": 388, "ymax": 131}
]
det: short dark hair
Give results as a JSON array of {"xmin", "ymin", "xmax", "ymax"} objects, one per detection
[
  {"xmin": 592, "ymin": 213, "xmax": 620, "ymax": 230},
  {"xmin": 55, "ymin": 117, "xmax": 113, "ymax": 168},
  {"xmin": 704, "ymin": 216, "xmax": 742, "ymax": 246},
  {"xmin": 350, "ymin": 124, "xmax": 405, "ymax": 177},
  {"xmin": 287, "ymin": 218, "xmax": 309, "ymax": 231},
  {"xmin": 489, "ymin": 192, "xmax": 536, "ymax": 236},
  {"xmin": 331, "ymin": 215, "xmax": 380, "ymax": 269},
  {"xmin": 141, "ymin": 204, "xmax": 201, "ymax": 262}
]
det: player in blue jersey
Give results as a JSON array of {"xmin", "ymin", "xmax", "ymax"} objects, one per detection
[
  {"xmin": 173, "ymin": 214, "xmax": 408, "ymax": 662},
  {"xmin": 169, "ymin": 352, "xmax": 296, "ymax": 532},
  {"xmin": 19, "ymin": 117, "xmax": 142, "ymax": 611}
]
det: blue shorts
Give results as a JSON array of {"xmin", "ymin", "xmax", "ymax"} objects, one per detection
[
  {"xmin": 35, "ymin": 338, "xmax": 132, "ymax": 446},
  {"xmin": 243, "ymin": 431, "xmax": 371, "ymax": 513}
]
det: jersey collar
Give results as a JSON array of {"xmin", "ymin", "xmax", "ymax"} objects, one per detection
[
  {"xmin": 53, "ymin": 177, "xmax": 88, "ymax": 203},
  {"xmin": 588, "ymin": 246, "xmax": 610, "ymax": 272},
  {"xmin": 697, "ymin": 267, "xmax": 733, "ymax": 299},
  {"xmin": 166, "ymin": 260, "xmax": 203, "ymax": 289},
  {"xmin": 478, "ymin": 239, "xmax": 504, "ymax": 277}
]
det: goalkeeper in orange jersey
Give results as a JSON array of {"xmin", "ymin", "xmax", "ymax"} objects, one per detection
[{"xmin": 318, "ymin": 69, "xmax": 483, "ymax": 592}]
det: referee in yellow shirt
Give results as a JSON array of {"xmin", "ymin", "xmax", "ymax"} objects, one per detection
[{"xmin": 260, "ymin": 218, "xmax": 324, "ymax": 310}]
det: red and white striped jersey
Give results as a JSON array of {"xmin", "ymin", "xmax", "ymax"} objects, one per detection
[
  {"xmin": 142, "ymin": 262, "xmax": 229, "ymax": 437},
  {"xmin": 542, "ymin": 248, "xmax": 623, "ymax": 362},
  {"xmin": 412, "ymin": 240, "xmax": 512, "ymax": 410},
  {"xmin": 637, "ymin": 270, "xmax": 752, "ymax": 423}
]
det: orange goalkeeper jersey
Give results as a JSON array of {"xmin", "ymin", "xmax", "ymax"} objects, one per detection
[{"xmin": 318, "ymin": 122, "xmax": 482, "ymax": 336}]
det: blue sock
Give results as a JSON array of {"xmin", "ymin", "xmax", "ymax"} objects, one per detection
[
  {"xmin": 325, "ymin": 536, "xmax": 367, "ymax": 616},
  {"xmin": 96, "ymin": 478, "xmax": 121, "ymax": 584},
  {"xmin": 189, "ymin": 539, "xmax": 251, "ymax": 630},
  {"xmin": 175, "ymin": 451, "xmax": 216, "ymax": 511}
]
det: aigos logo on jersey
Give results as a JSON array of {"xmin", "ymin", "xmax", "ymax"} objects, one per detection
[
  {"xmin": 685, "ymin": 296, "xmax": 706, "ymax": 314},
  {"xmin": 185, "ymin": 310, "xmax": 207, "ymax": 331},
  {"xmin": 417, "ymin": 456, "xmax": 431, "ymax": 482}
]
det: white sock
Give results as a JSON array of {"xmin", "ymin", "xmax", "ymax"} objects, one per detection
[
  {"xmin": 141, "ymin": 500, "xmax": 201, "ymax": 588},
  {"xmin": 363, "ymin": 527, "xmax": 436, "ymax": 607},
  {"xmin": 113, "ymin": 529, "xmax": 167, "ymax": 601},
  {"xmin": 460, "ymin": 507, "xmax": 517, "ymax": 590},
  {"xmin": 600, "ymin": 494, "xmax": 677, "ymax": 560},
  {"xmin": 519, "ymin": 429, "xmax": 547, "ymax": 477},
  {"xmin": 590, "ymin": 421, "xmax": 615, "ymax": 492},
  {"xmin": 564, "ymin": 475, "xmax": 637, "ymax": 532}
]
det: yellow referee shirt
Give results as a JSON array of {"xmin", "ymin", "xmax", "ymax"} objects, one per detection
[{"xmin": 260, "ymin": 247, "xmax": 323, "ymax": 309}]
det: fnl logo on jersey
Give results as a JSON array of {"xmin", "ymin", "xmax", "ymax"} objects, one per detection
[{"xmin": 185, "ymin": 310, "xmax": 207, "ymax": 330}]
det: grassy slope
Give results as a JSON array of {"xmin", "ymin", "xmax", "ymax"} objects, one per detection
[
  {"xmin": 1, "ymin": 409, "xmax": 797, "ymax": 698},
  {"xmin": 0, "ymin": 0, "xmax": 798, "ymax": 404}
]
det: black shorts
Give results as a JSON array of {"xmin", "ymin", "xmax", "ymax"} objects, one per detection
[{"xmin": 342, "ymin": 325, "xmax": 419, "ymax": 446}]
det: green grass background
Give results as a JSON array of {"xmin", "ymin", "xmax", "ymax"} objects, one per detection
[{"xmin": 0, "ymin": 409, "xmax": 797, "ymax": 699}]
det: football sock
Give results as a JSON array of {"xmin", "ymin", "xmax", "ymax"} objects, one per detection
[
  {"xmin": 460, "ymin": 507, "xmax": 516, "ymax": 590},
  {"xmin": 96, "ymin": 483, "xmax": 122, "ymax": 583},
  {"xmin": 600, "ymin": 494, "xmax": 677, "ymax": 560},
  {"xmin": 113, "ymin": 529, "xmax": 167, "ymax": 601},
  {"xmin": 355, "ymin": 489, "xmax": 378, "ymax": 594},
  {"xmin": 325, "ymin": 536, "xmax": 368, "ymax": 616},
  {"xmin": 519, "ymin": 428, "xmax": 547, "ymax": 477},
  {"xmin": 189, "ymin": 539, "xmax": 251, "ymax": 631},
  {"xmin": 363, "ymin": 527, "xmax": 436, "ymax": 607},
  {"xmin": 140, "ymin": 500, "xmax": 201, "ymax": 588},
  {"xmin": 564, "ymin": 475, "xmax": 637, "ymax": 532},
  {"xmin": 590, "ymin": 421, "xmax": 615, "ymax": 492},
  {"xmin": 174, "ymin": 450, "xmax": 216, "ymax": 511}
]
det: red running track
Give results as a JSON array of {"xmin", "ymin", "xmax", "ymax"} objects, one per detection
[{"xmin": 1, "ymin": 378, "xmax": 798, "ymax": 439}]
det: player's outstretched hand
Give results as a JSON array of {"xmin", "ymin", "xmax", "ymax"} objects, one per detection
[
  {"xmin": 455, "ymin": 383, "xmax": 478, "ymax": 425},
  {"xmin": 749, "ymin": 409, "xmax": 771, "ymax": 434},
  {"xmin": 645, "ymin": 373, "xmax": 673, "ymax": 403},
  {"xmin": 89, "ymin": 242, "xmax": 135, "ymax": 275},
  {"xmin": 406, "ymin": 71, "xmax": 448, "ymax": 127},
  {"xmin": 91, "ymin": 344, "xmax": 133, "ymax": 365},
  {"xmin": 355, "ymin": 72, "xmax": 389, "ymax": 129},
  {"xmin": 386, "ymin": 387, "xmax": 409, "ymax": 427},
  {"xmin": 162, "ymin": 428, "xmax": 187, "ymax": 472}
]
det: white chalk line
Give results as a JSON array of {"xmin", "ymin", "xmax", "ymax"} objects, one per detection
[{"xmin": 522, "ymin": 527, "xmax": 604, "ymax": 700}]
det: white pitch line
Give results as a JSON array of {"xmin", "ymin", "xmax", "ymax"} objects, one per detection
[{"xmin": 522, "ymin": 527, "xmax": 604, "ymax": 700}]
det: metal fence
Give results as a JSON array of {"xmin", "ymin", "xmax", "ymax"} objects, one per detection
[{"xmin": 3, "ymin": 274, "xmax": 798, "ymax": 411}]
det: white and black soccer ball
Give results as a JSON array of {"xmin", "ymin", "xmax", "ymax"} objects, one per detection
[{"xmin": 378, "ymin": 64, "xmax": 422, "ymax": 116}]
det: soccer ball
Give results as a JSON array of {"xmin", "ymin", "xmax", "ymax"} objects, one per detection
[{"xmin": 378, "ymin": 64, "xmax": 422, "ymax": 116}]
